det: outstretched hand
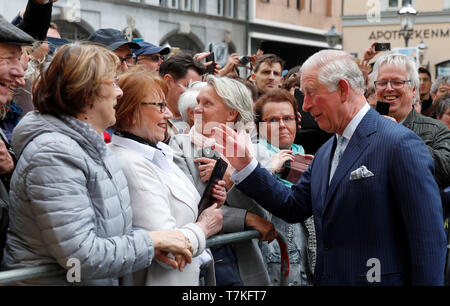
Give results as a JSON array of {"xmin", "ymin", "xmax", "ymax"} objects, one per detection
[{"xmin": 211, "ymin": 124, "xmax": 253, "ymax": 171}]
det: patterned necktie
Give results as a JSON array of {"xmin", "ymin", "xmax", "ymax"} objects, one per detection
[{"xmin": 329, "ymin": 135, "xmax": 346, "ymax": 184}]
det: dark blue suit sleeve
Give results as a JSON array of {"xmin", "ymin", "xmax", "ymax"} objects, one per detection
[
  {"xmin": 390, "ymin": 131, "xmax": 447, "ymax": 285},
  {"xmin": 236, "ymin": 163, "xmax": 312, "ymax": 223}
]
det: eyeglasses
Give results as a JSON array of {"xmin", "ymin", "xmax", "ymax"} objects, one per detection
[
  {"xmin": 136, "ymin": 54, "xmax": 164, "ymax": 64},
  {"xmin": 263, "ymin": 116, "xmax": 296, "ymax": 124},
  {"xmin": 120, "ymin": 54, "xmax": 136, "ymax": 67},
  {"xmin": 374, "ymin": 80, "xmax": 411, "ymax": 90},
  {"xmin": 103, "ymin": 75, "xmax": 119, "ymax": 88},
  {"xmin": 437, "ymin": 87, "xmax": 450, "ymax": 94},
  {"xmin": 141, "ymin": 101, "xmax": 168, "ymax": 113}
]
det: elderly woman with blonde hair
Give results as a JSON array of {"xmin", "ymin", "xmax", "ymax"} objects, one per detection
[
  {"xmin": 2, "ymin": 43, "xmax": 193, "ymax": 285},
  {"xmin": 109, "ymin": 67, "xmax": 226, "ymax": 286}
]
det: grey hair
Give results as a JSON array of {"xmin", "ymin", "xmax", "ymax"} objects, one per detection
[
  {"xmin": 372, "ymin": 52, "xmax": 420, "ymax": 93},
  {"xmin": 431, "ymin": 75, "xmax": 450, "ymax": 95},
  {"xmin": 178, "ymin": 81, "xmax": 207, "ymax": 126},
  {"xmin": 206, "ymin": 75, "xmax": 254, "ymax": 125},
  {"xmin": 300, "ymin": 50, "xmax": 365, "ymax": 95},
  {"xmin": 436, "ymin": 94, "xmax": 450, "ymax": 119}
]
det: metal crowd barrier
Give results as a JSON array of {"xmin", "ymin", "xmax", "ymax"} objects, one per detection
[{"xmin": 0, "ymin": 230, "xmax": 263, "ymax": 285}]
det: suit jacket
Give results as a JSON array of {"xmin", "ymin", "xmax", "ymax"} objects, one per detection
[
  {"xmin": 110, "ymin": 141, "xmax": 208, "ymax": 286},
  {"xmin": 236, "ymin": 108, "xmax": 447, "ymax": 285},
  {"xmin": 169, "ymin": 133, "xmax": 271, "ymax": 285}
]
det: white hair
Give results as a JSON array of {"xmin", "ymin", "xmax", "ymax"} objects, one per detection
[
  {"xmin": 431, "ymin": 75, "xmax": 450, "ymax": 95},
  {"xmin": 206, "ymin": 75, "xmax": 254, "ymax": 125},
  {"xmin": 300, "ymin": 50, "xmax": 365, "ymax": 95},
  {"xmin": 178, "ymin": 81, "xmax": 207, "ymax": 126},
  {"xmin": 372, "ymin": 52, "xmax": 420, "ymax": 93}
]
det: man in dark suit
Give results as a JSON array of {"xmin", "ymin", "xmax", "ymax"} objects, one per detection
[{"xmin": 212, "ymin": 50, "xmax": 447, "ymax": 285}]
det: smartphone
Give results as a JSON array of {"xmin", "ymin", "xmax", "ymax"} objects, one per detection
[
  {"xmin": 374, "ymin": 43, "xmax": 391, "ymax": 52},
  {"xmin": 197, "ymin": 158, "xmax": 228, "ymax": 214},
  {"xmin": 376, "ymin": 101, "xmax": 390, "ymax": 116},
  {"xmin": 205, "ymin": 52, "xmax": 215, "ymax": 74},
  {"xmin": 239, "ymin": 56, "xmax": 250, "ymax": 66},
  {"xmin": 280, "ymin": 155, "xmax": 312, "ymax": 184}
]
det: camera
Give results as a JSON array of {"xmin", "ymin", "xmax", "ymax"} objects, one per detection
[
  {"xmin": 239, "ymin": 56, "xmax": 250, "ymax": 66},
  {"xmin": 374, "ymin": 43, "xmax": 391, "ymax": 52}
]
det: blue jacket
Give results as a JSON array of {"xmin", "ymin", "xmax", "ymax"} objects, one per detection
[{"xmin": 236, "ymin": 108, "xmax": 447, "ymax": 285}]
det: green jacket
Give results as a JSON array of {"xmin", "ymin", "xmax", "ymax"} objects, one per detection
[{"xmin": 403, "ymin": 109, "xmax": 450, "ymax": 189}]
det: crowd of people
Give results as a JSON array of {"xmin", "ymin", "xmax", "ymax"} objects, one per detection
[{"xmin": 0, "ymin": 0, "xmax": 449, "ymax": 286}]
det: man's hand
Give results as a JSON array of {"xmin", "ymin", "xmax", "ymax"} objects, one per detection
[
  {"xmin": 245, "ymin": 212, "xmax": 277, "ymax": 242},
  {"xmin": 193, "ymin": 52, "xmax": 210, "ymax": 62},
  {"xmin": 0, "ymin": 141, "xmax": 14, "ymax": 175},
  {"xmin": 212, "ymin": 124, "xmax": 253, "ymax": 171},
  {"xmin": 218, "ymin": 53, "xmax": 239, "ymax": 76}
]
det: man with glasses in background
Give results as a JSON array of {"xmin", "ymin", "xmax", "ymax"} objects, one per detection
[
  {"xmin": 132, "ymin": 41, "xmax": 170, "ymax": 73},
  {"xmin": 88, "ymin": 28, "xmax": 139, "ymax": 71},
  {"xmin": 372, "ymin": 52, "xmax": 450, "ymax": 190}
]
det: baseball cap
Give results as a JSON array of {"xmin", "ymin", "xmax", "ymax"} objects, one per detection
[
  {"xmin": 132, "ymin": 41, "xmax": 170, "ymax": 57},
  {"xmin": 88, "ymin": 28, "xmax": 139, "ymax": 51}
]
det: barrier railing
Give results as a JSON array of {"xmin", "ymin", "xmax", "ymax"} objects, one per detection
[{"xmin": 0, "ymin": 230, "xmax": 263, "ymax": 285}]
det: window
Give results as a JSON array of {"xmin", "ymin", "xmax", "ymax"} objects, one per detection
[
  {"xmin": 388, "ymin": 0, "xmax": 402, "ymax": 9},
  {"xmin": 326, "ymin": 0, "xmax": 332, "ymax": 16},
  {"xmin": 224, "ymin": 0, "xmax": 234, "ymax": 17},
  {"xmin": 218, "ymin": 0, "xmax": 224, "ymax": 15},
  {"xmin": 182, "ymin": 0, "xmax": 191, "ymax": 10},
  {"xmin": 168, "ymin": 0, "xmax": 179, "ymax": 8},
  {"xmin": 297, "ymin": 0, "xmax": 305, "ymax": 10},
  {"xmin": 218, "ymin": 0, "xmax": 234, "ymax": 17},
  {"xmin": 388, "ymin": 0, "xmax": 413, "ymax": 10}
]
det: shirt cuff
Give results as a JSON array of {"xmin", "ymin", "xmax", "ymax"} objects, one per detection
[{"xmin": 230, "ymin": 158, "xmax": 258, "ymax": 185}]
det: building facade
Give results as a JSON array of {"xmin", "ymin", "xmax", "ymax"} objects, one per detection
[
  {"xmin": 342, "ymin": 0, "xmax": 450, "ymax": 78},
  {"xmin": 249, "ymin": 0, "xmax": 343, "ymax": 69},
  {"xmin": 2, "ymin": 0, "xmax": 344, "ymax": 71},
  {"xmin": 2, "ymin": 0, "xmax": 248, "ymax": 60}
]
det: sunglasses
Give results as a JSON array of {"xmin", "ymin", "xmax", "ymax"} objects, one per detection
[{"xmin": 136, "ymin": 54, "xmax": 164, "ymax": 63}]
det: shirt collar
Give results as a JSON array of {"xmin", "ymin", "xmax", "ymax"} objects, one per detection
[
  {"xmin": 339, "ymin": 102, "xmax": 371, "ymax": 142},
  {"xmin": 111, "ymin": 133, "xmax": 173, "ymax": 163}
]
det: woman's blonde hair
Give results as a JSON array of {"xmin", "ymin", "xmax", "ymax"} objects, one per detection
[
  {"xmin": 33, "ymin": 42, "xmax": 119, "ymax": 117},
  {"xmin": 114, "ymin": 66, "xmax": 168, "ymax": 131}
]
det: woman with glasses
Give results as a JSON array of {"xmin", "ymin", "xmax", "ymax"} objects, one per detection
[
  {"xmin": 169, "ymin": 75, "xmax": 276, "ymax": 286},
  {"xmin": 2, "ymin": 43, "xmax": 194, "ymax": 285},
  {"xmin": 109, "ymin": 66, "xmax": 226, "ymax": 286},
  {"xmin": 253, "ymin": 88, "xmax": 315, "ymax": 286}
]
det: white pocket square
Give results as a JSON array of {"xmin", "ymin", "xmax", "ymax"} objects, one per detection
[{"xmin": 350, "ymin": 166, "xmax": 374, "ymax": 181}]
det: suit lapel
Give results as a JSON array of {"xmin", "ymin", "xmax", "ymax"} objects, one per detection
[
  {"xmin": 323, "ymin": 108, "xmax": 378, "ymax": 213},
  {"xmin": 315, "ymin": 137, "xmax": 335, "ymax": 216}
]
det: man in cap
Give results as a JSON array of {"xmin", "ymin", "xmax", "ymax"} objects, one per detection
[
  {"xmin": 0, "ymin": 13, "xmax": 35, "ymax": 265},
  {"xmin": 133, "ymin": 41, "xmax": 170, "ymax": 73},
  {"xmin": 88, "ymin": 28, "xmax": 140, "ymax": 71}
]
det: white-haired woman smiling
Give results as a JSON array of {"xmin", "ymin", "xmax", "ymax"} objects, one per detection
[
  {"xmin": 178, "ymin": 81, "xmax": 207, "ymax": 129},
  {"xmin": 170, "ymin": 75, "xmax": 275, "ymax": 286}
]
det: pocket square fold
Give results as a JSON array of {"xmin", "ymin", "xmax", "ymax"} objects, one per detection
[{"xmin": 350, "ymin": 166, "xmax": 374, "ymax": 181}]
